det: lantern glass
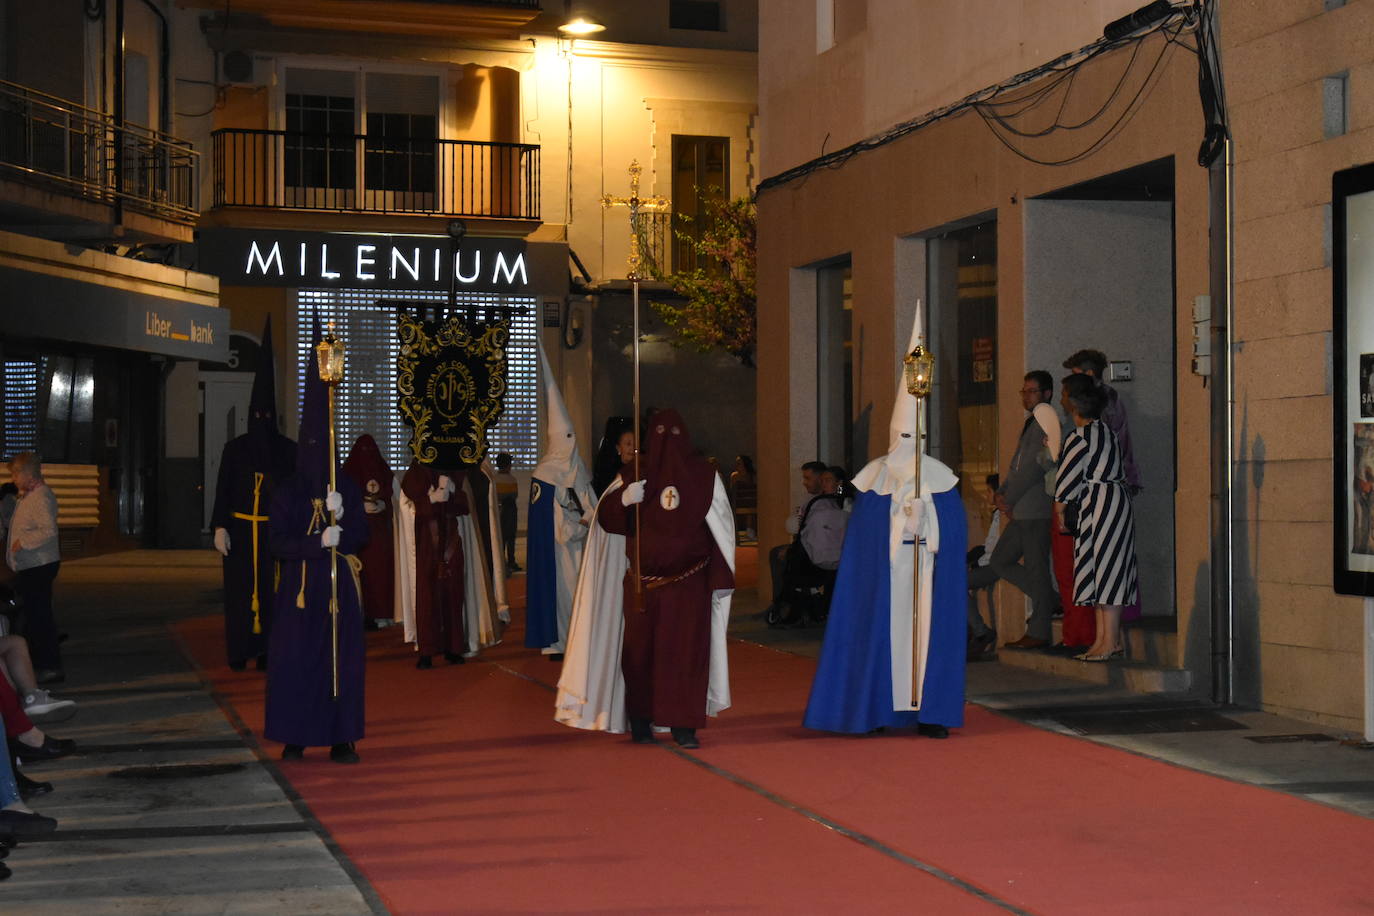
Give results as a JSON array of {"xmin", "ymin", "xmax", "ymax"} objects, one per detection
[
  {"xmin": 317, "ymin": 334, "xmax": 346, "ymax": 384},
  {"xmin": 904, "ymin": 344, "xmax": 934, "ymax": 398}
]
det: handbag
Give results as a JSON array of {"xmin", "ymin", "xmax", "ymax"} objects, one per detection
[{"xmin": 1061, "ymin": 502, "xmax": 1080, "ymax": 537}]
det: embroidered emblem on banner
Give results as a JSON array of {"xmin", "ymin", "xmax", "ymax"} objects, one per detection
[
  {"xmin": 660, "ymin": 486, "xmax": 680, "ymax": 510},
  {"xmin": 396, "ymin": 313, "xmax": 508, "ymax": 467},
  {"xmin": 530, "ymin": 481, "xmax": 543, "ymax": 504}
]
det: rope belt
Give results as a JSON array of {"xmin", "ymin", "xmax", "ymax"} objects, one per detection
[
  {"xmin": 297, "ymin": 498, "xmax": 327, "ymax": 609},
  {"xmin": 233, "ymin": 472, "xmax": 268, "ymax": 634},
  {"xmin": 640, "ymin": 557, "xmax": 709, "ymax": 592}
]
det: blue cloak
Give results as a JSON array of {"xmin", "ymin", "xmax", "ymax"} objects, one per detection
[
  {"xmin": 803, "ymin": 488, "xmax": 968, "ymax": 733},
  {"xmin": 524, "ymin": 476, "xmax": 560, "ymax": 649}
]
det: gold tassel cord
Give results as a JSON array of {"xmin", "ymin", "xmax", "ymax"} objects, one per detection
[
  {"xmin": 298, "ymin": 498, "xmax": 327, "ymax": 609},
  {"xmin": 232, "ymin": 473, "xmax": 268, "ymax": 634}
]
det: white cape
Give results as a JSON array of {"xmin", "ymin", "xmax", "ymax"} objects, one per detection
[
  {"xmin": 458, "ymin": 475, "xmax": 502, "ymax": 656},
  {"xmin": 393, "ymin": 470, "xmax": 417, "ymax": 643},
  {"xmin": 481, "ymin": 462, "xmax": 512, "ymax": 624},
  {"xmin": 555, "ymin": 474, "xmax": 734, "ymax": 732}
]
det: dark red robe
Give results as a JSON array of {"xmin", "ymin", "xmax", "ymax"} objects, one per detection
[
  {"xmin": 596, "ymin": 409, "xmax": 731, "ymax": 730},
  {"xmin": 401, "ymin": 462, "xmax": 467, "ymax": 658},
  {"xmin": 342, "ymin": 435, "xmax": 394, "ymax": 622}
]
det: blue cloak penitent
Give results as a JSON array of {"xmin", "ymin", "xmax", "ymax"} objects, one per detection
[{"xmin": 802, "ymin": 487, "xmax": 967, "ymax": 732}]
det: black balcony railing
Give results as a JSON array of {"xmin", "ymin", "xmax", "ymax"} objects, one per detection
[
  {"xmin": 0, "ymin": 80, "xmax": 198, "ymax": 223},
  {"xmin": 212, "ymin": 129, "xmax": 540, "ymax": 220}
]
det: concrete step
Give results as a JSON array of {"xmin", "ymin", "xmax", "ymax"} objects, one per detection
[{"xmin": 993, "ymin": 645, "xmax": 1193, "ymax": 693}]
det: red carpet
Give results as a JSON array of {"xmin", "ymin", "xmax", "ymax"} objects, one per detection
[{"xmin": 176, "ymin": 611, "xmax": 1374, "ymax": 914}]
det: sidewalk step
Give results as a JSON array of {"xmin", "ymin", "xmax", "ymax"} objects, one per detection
[{"xmin": 994, "ymin": 645, "xmax": 1193, "ymax": 692}]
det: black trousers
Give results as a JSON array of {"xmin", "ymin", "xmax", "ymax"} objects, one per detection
[
  {"xmin": 14, "ymin": 561, "xmax": 61, "ymax": 671},
  {"xmin": 499, "ymin": 497, "xmax": 518, "ymax": 566}
]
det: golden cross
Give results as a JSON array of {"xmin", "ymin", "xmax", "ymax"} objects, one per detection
[{"xmin": 601, "ymin": 160, "xmax": 669, "ymax": 281}]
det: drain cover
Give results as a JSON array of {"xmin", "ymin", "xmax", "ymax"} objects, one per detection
[
  {"xmin": 1245, "ymin": 733, "xmax": 1337, "ymax": 744},
  {"xmin": 108, "ymin": 764, "xmax": 245, "ymax": 780},
  {"xmin": 1048, "ymin": 706, "xmax": 1246, "ymax": 736}
]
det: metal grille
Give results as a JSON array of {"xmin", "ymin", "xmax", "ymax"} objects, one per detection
[
  {"xmin": 294, "ymin": 288, "xmax": 540, "ymax": 470},
  {"xmin": 2, "ymin": 359, "xmax": 41, "ymax": 460}
]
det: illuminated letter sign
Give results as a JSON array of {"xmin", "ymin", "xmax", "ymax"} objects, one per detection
[{"xmin": 199, "ymin": 229, "xmax": 532, "ymax": 293}]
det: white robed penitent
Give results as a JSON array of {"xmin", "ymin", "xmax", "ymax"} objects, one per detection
[
  {"xmin": 555, "ymin": 474, "xmax": 735, "ymax": 733},
  {"xmin": 849, "ymin": 305, "xmax": 958, "ymax": 711}
]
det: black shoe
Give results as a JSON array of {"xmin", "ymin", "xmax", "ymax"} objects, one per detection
[
  {"xmin": 507, "ymin": 563, "xmax": 522, "ymax": 573},
  {"xmin": 15, "ymin": 769, "xmax": 52, "ymax": 801},
  {"xmin": 330, "ymin": 743, "xmax": 360, "ymax": 764},
  {"xmin": 547, "ymin": 653, "xmax": 565, "ymax": 661},
  {"xmin": 0, "ymin": 842, "xmax": 8, "ymax": 859},
  {"xmin": 35, "ymin": 669, "xmax": 64, "ymax": 686},
  {"xmin": 916, "ymin": 723, "xmax": 949, "ymax": 739},
  {"xmin": 0, "ymin": 861, "xmax": 10, "ymax": 880},
  {"xmin": 443, "ymin": 652, "xmax": 465, "ymax": 665},
  {"xmin": 254, "ymin": 655, "xmax": 268, "ymax": 671},
  {"xmin": 13, "ymin": 736, "xmax": 75, "ymax": 763},
  {"xmin": 0, "ymin": 809, "xmax": 57, "ymax": 838},
  {"xmin": 629, "ymin": 718, "xmax": 656, "ymax": 744},
  {"xmin": 670, "ymin": 728, "xmax": 700, "ymax": 749},
  {"xmin": 416, "ymin": 655, "xmax": 433, "ymax": 670},
  {"xmin": 281, "ymin": 744, "xmax": 304, "ymax": 761},
  {"xmin": 228, "ymin": 660, "xmax": 247, "ymax": 672}
]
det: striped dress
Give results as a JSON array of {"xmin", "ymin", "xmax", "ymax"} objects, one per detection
[{"xmin": 1054, "ymin": 419, "xmax": 1139, "ymax": 607}]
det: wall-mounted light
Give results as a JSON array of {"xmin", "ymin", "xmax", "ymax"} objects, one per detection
[{"xmin": 559, "ymin": 0, "xmax": 604, "ymax": 35}]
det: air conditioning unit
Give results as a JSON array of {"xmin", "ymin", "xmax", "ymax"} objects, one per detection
[{"xmin": 221, "ymin": 50, "xmax": 259, "ymax": 86}]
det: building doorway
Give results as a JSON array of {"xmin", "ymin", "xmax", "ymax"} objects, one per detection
[{"xmin": 1024, "ymin": 157, "xmax": 1177, "ymax": 622}]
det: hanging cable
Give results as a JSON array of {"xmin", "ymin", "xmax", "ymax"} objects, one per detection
[{"xmin": 757, "ymin": 7, "xmax": 1198, "ymax": 195}]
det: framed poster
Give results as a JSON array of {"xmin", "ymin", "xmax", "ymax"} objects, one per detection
[{"xmin": 1334, "ymin": 162, "xmax": 1374, "ymax": 595}]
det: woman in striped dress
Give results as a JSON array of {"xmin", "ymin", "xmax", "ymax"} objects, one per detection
[{"xmin": 1054, "ymin": 375, "xmax": 1139, "ymax": 662}]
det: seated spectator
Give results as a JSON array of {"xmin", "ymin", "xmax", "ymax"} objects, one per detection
[
  {"xmin": 967, "ymin": 473, "xmax": 1002, "ymax": 660},
  {"xmin": 770, "ymin": 469, "xmax": 849, "ymax": 629},
  {"xmin": 821, "ymin": 465, "xmax": 852, "ymax": 505},
  {"xmin": 0, "ymin": 710, "xmax": 60, "ymax": 879},
  {"xmin": 763, "ymin": 461, "xmax": 828, "ymax": 621}
]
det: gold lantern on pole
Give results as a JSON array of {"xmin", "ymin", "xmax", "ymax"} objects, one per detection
[
  {"xmin": 903, "ymin": 340, "xmax": 934, "ymax": 706},
  {"xmin": 316, "ymin": 326, "xmax": 346, "ymax": 699}
]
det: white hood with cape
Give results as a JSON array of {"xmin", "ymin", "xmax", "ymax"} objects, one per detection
[
  {"xmin": 850, "ymin": 302, "xmax": 958, "ymax": 712},
  {"xmin": 530, "ymin": 339, "xmax": 597, "ymax": 653}
]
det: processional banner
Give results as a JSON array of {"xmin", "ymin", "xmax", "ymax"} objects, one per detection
[{"xmin": 396, "ymin": 313, "xmax": 508, "ymax": 468}]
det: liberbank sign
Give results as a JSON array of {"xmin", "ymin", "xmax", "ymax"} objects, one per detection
[{"xmin": 198, "ymin": 229, "xmax": 532, "ymax": 293}]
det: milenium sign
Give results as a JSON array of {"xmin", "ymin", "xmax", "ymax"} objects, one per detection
[{"xmin": 198, "ymin": 229, "xmax": 531, "ymax": 293}]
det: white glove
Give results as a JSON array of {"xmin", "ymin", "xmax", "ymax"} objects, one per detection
[
  {"xmin": 621, "ymin": 480, "xmax": 647, "ymax": 506},
  {"xmin": 438, "ymin": 474, "xmax": 455, "ymax": 495},
  {"xmin": 428, "ymin": 485, "xmax": 449, "ymax": 504},
  {"xmin": 901, "ymin": 498, "xmax": 924, "ymax": 541},
  {"xmin": 213, "ymin": 528, "xmax": 231, "ymax": 557},
  {"xmin": 321, "ymin": 525, "xmax": 342, "ymax": 548},
  {"xmin": 326, "ymin": 490, "xmax": 344, "ymax": 518}
]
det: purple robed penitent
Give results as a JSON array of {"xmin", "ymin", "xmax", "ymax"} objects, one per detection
[{"xmin": 264, "ymin": 315, "xmax": 369, "ymax": 748}]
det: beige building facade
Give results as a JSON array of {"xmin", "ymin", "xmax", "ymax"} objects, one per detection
[{"xmin": 756, "ymin": 0, "xmax": 1374, "ymax": 731}]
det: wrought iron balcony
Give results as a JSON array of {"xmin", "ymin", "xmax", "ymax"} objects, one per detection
[
  {"xmin": 0, "ymin": 80, "xmax": 199, "ymax": 223},
  {"xmin": 211, "ymin": 129, "xmax": 541, "ymax": 221}
]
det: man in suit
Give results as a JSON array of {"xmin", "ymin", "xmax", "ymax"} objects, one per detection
[{"xmin": 995, "ymin": 371, "xmax": 1060, "ymax": 649}]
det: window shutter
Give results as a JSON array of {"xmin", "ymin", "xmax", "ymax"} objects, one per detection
[
  {"xmin": 2, "ymin": 358, "xmax": 42, "ymax": 460},
  {"xmin": 294, "ymin": 288, "xmax": 540, "ymax": 472}
]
